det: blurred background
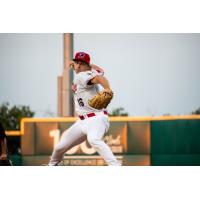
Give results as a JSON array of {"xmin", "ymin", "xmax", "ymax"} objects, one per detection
[
  {"xmin": 0, "ymin": 33, "xmax": 200, "ymax": 166},
  {"xmin": 1, "ymin": 33, "xmax": 200, "ymax": 117}
]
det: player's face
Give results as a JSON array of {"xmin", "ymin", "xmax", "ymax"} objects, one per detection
[
  {"xmin": 73, "ymin": 62, "xmax": 81, "ymax": 74},
  {"xmin": 73, "ymin": 62, "xmax": 89, "ymax": 74}
]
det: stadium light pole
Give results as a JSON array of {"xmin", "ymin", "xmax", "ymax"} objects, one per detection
[{"xmin": 58, "ymin": 33, "xmax": 74, "ymax": 117}]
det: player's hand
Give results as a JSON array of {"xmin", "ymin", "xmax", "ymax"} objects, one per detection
[
  {"xmin": 90, "ymin": 64, "xmax": 104, "ymax": 74},
  {"xmin": 103, "ymin": 88, "xmax": 113, "ymax": 95}
]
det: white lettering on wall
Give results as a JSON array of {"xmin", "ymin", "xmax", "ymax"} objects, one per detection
[{"xmin": 49, "ymin": 129, "xmax": 123, "ymax": 154}]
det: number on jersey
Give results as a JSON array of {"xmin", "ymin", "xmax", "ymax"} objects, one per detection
[{"xmin": 77, "ymin": 98, "xmax": 84, "ymax": 107}]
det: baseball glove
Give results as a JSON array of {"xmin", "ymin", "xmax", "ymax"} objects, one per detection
[{"xmin": 88, "ymin": 89, "xmax": 113, "ymax": 110}]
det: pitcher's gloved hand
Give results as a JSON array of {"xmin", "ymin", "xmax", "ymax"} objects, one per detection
[{"xmin": 88, "ymin": 89, "xmax": 113, "ymax": 110}]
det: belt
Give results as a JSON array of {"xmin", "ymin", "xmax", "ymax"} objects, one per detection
[{"xmin": 79, "ymin": 111, "xmax": 108, "ymax": 120}]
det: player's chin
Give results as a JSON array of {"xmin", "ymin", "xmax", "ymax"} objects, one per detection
[{"xmin": 75, "ymin": 70, "xmax": 80, "ymax": 74}]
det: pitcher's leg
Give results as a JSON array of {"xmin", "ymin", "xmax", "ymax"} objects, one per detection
[
  {"xmin": 88, "ymin": 136, "xmax": 121, "ymax": 166},
  {"xmin": 49, "ymin": 121, "xmax": 86, "ymax": 166},
  {"xmin": 86, "ymin": 116, "xmax": 121, "ymax": 166}
]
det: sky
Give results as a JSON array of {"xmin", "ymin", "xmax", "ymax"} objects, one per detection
[
  {"xmin": 0, "ymin": 33, "xmax": 200, "ymax": 117},
  {"xmin": 0, "ymin": 33, "xmax": 63, "ymax": 117}
]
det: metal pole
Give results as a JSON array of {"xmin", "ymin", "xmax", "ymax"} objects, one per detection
[{"xmin": 58, "ymin": 33, "xmax": 74, "ymax": 117}]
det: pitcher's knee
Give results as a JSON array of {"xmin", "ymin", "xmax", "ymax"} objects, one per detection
[{"xmin": 88, "ymin": 138, "xmax": 102, "ymax": 149}]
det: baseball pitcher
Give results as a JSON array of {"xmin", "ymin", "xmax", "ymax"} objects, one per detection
[{"xmin": 48, "ymin": 52, "xmax": 121, "ymax": 166}]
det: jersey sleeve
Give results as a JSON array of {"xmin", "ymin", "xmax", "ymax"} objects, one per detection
[{"xmin": 78, "ymin": 70, "xmax": 103, "ymax": 88}]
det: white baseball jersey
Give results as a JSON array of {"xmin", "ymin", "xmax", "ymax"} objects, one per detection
[{"xmin": 73, "ymin": 69, "xmax": 104, "ymax": 116}]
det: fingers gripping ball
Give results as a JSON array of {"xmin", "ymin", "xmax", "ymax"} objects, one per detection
[{"xmin": 88, "ymin": 90, "xmax": 113, "ymax": 110}]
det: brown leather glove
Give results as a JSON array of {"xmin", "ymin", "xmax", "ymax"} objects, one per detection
[{"xmin": 88, "ymin": 89, "xmax": 113, "ymax": 110}]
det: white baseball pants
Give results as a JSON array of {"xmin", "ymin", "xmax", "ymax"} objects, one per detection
[{"xmin": 48, "ymin": 113, "xmax": 121, "ymax": 166}]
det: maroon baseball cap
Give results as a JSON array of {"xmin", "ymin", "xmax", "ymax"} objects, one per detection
[{"xmin": 73, "ymin": 52, "xmax": 90, "ymax": 65}]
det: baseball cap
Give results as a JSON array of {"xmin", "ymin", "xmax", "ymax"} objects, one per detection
[{"xmin": 73, "ymin": 52, "xmax": 90, "ymax": 65}]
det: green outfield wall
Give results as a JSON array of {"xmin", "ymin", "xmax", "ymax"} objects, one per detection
[{"xmin": 150, "ymin": 119, "xmax": 200, "ymax": 165}]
